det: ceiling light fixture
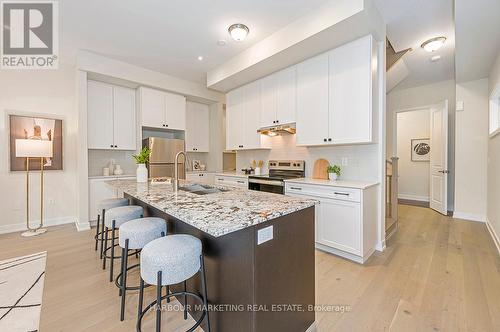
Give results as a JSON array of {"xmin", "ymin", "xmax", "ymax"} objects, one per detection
[
  {"xmin": 421, "ymin": 36, "xmax": 446, "ymax": 52},
  {"xmin": 197, "ymin": 56, "xmax": 203, "ymax": 61},
  {"xmin": 228, "ymin": 23, "xmax": 249, "ymax": 41}
]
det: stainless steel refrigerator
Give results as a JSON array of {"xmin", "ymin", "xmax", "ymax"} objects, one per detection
[{"xmin": 143, "ymin": 137, "xmax": 185, "ymax": 179}]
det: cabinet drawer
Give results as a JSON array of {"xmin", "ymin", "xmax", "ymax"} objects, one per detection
[
  {"xmin": 215, "ymin": 176, "xmax": 248, "ymax": 188},
  {"xmin": 285, "ymin": 183, "xmax": 360, "ymax": 202}
]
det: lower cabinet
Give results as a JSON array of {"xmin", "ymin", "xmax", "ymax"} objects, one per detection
[
  {"xmin": 285, "ymin": 182, "xmax": 378, "ymax": 263},
  {"xmin": 186, "ymin": 172, "xmax": 215, "ymax": 185},
  {"xmin": 214, "ymin": 175, "xmax": 248, "ymax": 188},
  {"xmin": 88, "ymin": 177, "xmax": 135, "ymax": 222}
]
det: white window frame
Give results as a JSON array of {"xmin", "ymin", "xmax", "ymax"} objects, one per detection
[{"xmin": 490, "ymin": 83, "xmax": 500, "ymax": 138}]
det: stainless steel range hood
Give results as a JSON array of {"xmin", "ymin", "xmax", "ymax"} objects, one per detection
[{"xmin": 257, "ymin": 123, "xmax": 296, "ymax": 136}]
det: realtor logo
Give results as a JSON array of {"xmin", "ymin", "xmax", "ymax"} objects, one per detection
[{"xmin": 1, "ymin": 1, "xmax": 58, "ymax": 69}]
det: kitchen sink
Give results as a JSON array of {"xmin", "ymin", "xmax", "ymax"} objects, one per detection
[{"xmin": 178, "ymin": 183, "xmax": 228, "ymax": 195}]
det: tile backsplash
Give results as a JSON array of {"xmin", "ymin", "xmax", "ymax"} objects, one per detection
[{"xmin": 236, "ymin": 135, "xmax": 379, "ymax": 181}]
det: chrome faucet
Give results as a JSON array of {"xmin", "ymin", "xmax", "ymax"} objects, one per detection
[{"xmin": 173, "ymin": 151, "xmax": 185, "ymax": 192}]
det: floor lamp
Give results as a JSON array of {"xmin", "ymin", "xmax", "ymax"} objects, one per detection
[{"xmin": 15, "ymin": 138, "xmax": 53, "ymax": 237}]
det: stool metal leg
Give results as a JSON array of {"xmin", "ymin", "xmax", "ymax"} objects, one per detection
[
  {"xmin": 95, "ymin": 214, "xmax": 100, "ymax": 251},
  {"xmin": 156, "ymin": 271, "xmax": 162, "ymax": 332},
  {"xmin": 110, "ymin": 220, "xmax": 116, "ymax": 282},
  {"xmin": 138, "ymin": 278, "xmax": 144, "ymax": 325},
  {"xmin": 120, "ymin": 239, "xmax": 129, "ymax": 321},
  {"xmin": 100, "ymin": 209, "xmax": 106, "ymax": 259},
  {"xmin": 183, "ymin": 281, "xmax": 187, "ymax": 320},
  {"xmin": 200, "ymin": 255, "xmax": 211, "ymax": 332},
  {"xmin": 102, "ymin": 227, "xmax": 109, "ymax": 270}
]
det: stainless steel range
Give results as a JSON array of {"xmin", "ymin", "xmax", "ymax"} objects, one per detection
[{"xmin": 248, "ymin": 160, "xmax": 305, "ymax": 194}]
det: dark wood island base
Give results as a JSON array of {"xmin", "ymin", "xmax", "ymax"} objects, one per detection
[{"xmin": 128, "ymin": 194, "xmax": 315, "ymax": 332}]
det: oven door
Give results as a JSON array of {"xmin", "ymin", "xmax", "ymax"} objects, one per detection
[{"xmin": 248, "ymin": 178, "xmax": 284, "ymax": 194}]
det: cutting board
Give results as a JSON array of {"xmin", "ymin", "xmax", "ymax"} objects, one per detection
[{"xmin": 312, "ymin": 159, "xmax": 330, "ymax": 179}]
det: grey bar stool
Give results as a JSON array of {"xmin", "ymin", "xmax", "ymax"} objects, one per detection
[
  {"xmin": 94, "ymin": 198, "xmax": 129, "ymax": 258},
  {"xmin": 115, "ymin": 217, "xmax": 167, "ymax": 321},
  {"xmin": 137, "ymin": 235, "xmax": 211, "ymax": 332},
  {"xmin": 102, "ymin": 205, "xmax": 143, "ymax": 282}
]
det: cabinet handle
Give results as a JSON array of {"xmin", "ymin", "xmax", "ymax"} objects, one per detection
[
  {"xmin": 328, "ymin": 138, "xmax": 332, "ymax": 142},
  {"xmin": 323, "ymin": 138, "xmax": 327, "ymax": 142},
  {"xmin": 334, "ymin": 192, "xmax": 349, "ymax": 196},
  {"xmin": 110, "ymin": 144, "xmax": 113, "ymax": 148},
  {"xmin": 218, "ymin": 178, "xmax": 224, "ymax": 181},
  {"xmin": 290, "ymin": 186, "xmax": 302, "ymax": 190},
  {"xmin": 276, "ymin": 120, "xmax": 279, "ymax": 123},
  {"xmin": 237, "ymin": 180, "xmax": 245, "ymax": 184}
]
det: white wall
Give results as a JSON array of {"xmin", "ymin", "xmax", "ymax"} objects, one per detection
[
  {"xmin": 0, "ymin": 62, "xmax": 78, "ymax": 233},
  {"xmin": 454, "ymin": 78, "xmax": 489, "ymax": 222},
  {"xmin": 396, "ymin": 109, "xmax": 430, "ymax": 201},
  {"xmin": 487, "ymin": 51, "xmax": 500, "ymax": 247},
  {"xmin": 387, "ymin": 79, "xmax": 456, "ymax": 210}
]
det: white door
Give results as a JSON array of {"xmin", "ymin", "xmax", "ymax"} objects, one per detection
[
  {"xmin": 243, "ymin": 80, "xmax": 262, "ymax": 149},
  {"xmin": 140, "ymin": 87, "xmax": 166, "ymax": 129},
  {"xmin": 296, "ymin": 53, "xmax": 329, "ymax": 146},
  {"xmin": 276, "ymin": 65, "xmax": 296, "ymax": 125},
  {"xmin": 226, "ymin": 88, "xmax": 244, "ymax": 150},
  {"xmin": 260, "ymin": 74, "xmax": 277, "ymax": 127},
  {"xmin": 87, "ymin": 81, "xmax": 114, "ymax": 149},
  {"xmin": 329, "ymin": 35, "xmax": 372, "ymax": 144},
  {"xmin": 113, "ymin": 86, "xmax": 137, "ymax": 150},
  {"xmin": 165, "ymin": 92, "xmax": 186, "ymax": 130},
  {"xmin": 429, "ymin": 100, "xmax": 449, "ymax": 215}
]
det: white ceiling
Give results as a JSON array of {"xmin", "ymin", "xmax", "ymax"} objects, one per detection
[
  {"xmin": 455, "ymin": 0, "xmax": 500, "ymax": 83},
  {"xmin": 61, "ymin": 0, "xmax": 330, "ymax": 84},
  {"xmin": 374, "ymin": 0, "xmax": 455, "ymax": 90}
]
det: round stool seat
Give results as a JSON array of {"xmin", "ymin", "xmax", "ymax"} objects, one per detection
[
  {"xmin": 105, "ymin": 205, "xmax": 143, "ymax": 228},
  {"xmin": 98, "ymin": 198, "xmax": 128, "ymax": 214},
  {"xmin": 119, "ymin": 217, "xmax": 166, "ymax": 250},
  {"xmin": 141, "ymin": 235, "xmax": 202, "ymax": 286}
]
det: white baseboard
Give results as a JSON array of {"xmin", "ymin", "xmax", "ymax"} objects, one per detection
[
  {"xmin": 75, "ymin": 220, "xmax": 91, "ymax": 232},
  {"xmin": 453, "ymin": 211, "xmax": 486, "ymax": 223},
  {"xmin": 486, "ymin": 218, "xmax": 500, "ymax": 255},
  {"xmin": 0, "ymin": 217, "xmax": 76, "ymax": 235},
  {"xmin": 398, "ymin": 194, "xmax": 430, "ymax": 202}
]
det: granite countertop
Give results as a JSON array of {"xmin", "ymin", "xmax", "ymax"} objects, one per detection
[
  {"xmin": 284, "ymin": 178, "xmax": 379, "ymax": 189},
  {"xmin": 107, "ymin": 179, "xmax": 316, "ymax": 237}
]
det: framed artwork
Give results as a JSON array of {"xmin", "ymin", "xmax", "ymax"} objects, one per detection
[
  {"xmin": 9, "ymin": 114, "xmax": 63, "ymax": 171},
  {"xmin": 411, "ymin": 138, "xmax": 430, "ymax": 162}
]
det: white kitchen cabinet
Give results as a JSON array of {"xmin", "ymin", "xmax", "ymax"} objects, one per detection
[
  {"xmin": 296, "ymin": 35, "xmax": 375, "ymax": 146},
  {"xmin": 139, "ymin": 87, "xmax": 186, "ymax": 130},
  {"xmin": 285, "ymin": 181, "xmax": 378, "ymax": 263},
  {"xmin": 260, "ymin": 66, "xmax": 296, "ymax": 128},
  {"xmin": 296, "ymin": 53, "xmax": 330, "ymax": 146},
  {"xmin": 88, "ymin": 176, "xmax": 135, "ymax": 222},
  {"xmin": 329, "ymin": 35, "xmax": 373, "ymax": 144},
  {"xmin": 214, "ymin": 175, "xmax": 248, "ymax": 188},
  {"xmin": 186, "ymin": 172, "xmax": 214, "ymax": 185},
  {"xmin": 87, "ymin": 81, "xmax": 136, "ymax": 150},
  {"xmin": 225, "ymin": 83, "xmax": 267, "ymax": 151},
  {"xmin": 186, "ymin": 101, "xmax": 210, "ymax": 152}
]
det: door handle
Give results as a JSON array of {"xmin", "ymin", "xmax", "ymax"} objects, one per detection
[
  {"xmin": 334, "ymin": 192, "xmax": 349, "ymax": 196},
  {"xmin": 438, "ymin": 170, "xmax": 450, "ymax": 174}
]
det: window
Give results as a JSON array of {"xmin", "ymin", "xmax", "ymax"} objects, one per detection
[{"xmin": 490, "ymin": 85, "xmax": 500, "ymax": 137}]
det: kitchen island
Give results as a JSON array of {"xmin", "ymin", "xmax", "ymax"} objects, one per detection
[{"xmin": 107, "ymin": 179, "xmax": 316, "ymax": 332}]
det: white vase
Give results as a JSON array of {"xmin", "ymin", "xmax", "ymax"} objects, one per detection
[
  {"xmin": 254, "ymin": 167, "xmax": 261, "ymax": 175},
  {"xmin": 329, "ymin": 173, "xmax": 338, "ymax": 181},
  {"xmin": 136, "ymin": 164, "xmax": 148, "ymax": 183}
]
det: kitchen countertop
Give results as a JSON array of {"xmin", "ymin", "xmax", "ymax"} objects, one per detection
[
  {"xmin": 89, "ymin": 174, "xmax": 136, "ymax": 180},
  {"xmin": 106, "ymin": 179, "xmax": 315, "ymax": 237},
  {"xmin": 284, "ymin": 177, "xmax": 379, "ymax": 189},
  {"xmin": 213, "ymin": 171, "xmax": 253, "ymax": 178}
]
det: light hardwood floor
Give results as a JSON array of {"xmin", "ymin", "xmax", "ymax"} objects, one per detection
[{"xmin": 1, "ymin": 205, "xmax": 499, "ymax": 332}]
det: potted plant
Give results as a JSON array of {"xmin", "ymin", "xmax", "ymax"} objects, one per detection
[
  {"xmin": 327, "ymin": 165, "xmax": 341, "ymax": 181},
  {"xmin": 133, "ymin": 147, "xmax": 151, "ymax": 183}
]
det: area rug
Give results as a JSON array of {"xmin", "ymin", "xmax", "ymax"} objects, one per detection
[{"xmin": 0, "ymin": 252, "xmax": 47, "ymax": 332}]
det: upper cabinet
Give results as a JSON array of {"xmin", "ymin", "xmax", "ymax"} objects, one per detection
[
  {"xmin": 260, "ymin": 66, "xmax": 296, "ymax": 128},
  {"xmin": 296, "ymin": 35, "xmax": 375, "ymax": 146},
  {"xmin": 139, "ymin": 87, "xmax": 186, "ymax": 130},
  {"xmin": 186, "ymin": 101, "xmax": 210, "ymax": 152},
  {"xmin": 226, "ymin": 81, "xmax": 268, "ymax": 150},
  {"xmin": 87, "ymin": 80, "xmax": 137, "ymax": 150}
]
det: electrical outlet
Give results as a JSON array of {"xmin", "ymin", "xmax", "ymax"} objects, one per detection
[
  {"xmin": 341, "ymin": 157, "xmax": 349, "ymax": 166},
  {"xmin": 257, "ymin": 226, "xmax": 273, "ymax": 245}
]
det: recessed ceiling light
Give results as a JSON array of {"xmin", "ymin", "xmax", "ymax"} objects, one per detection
[
  {"xmin": 430, "ymin": 55, "xmax": 441, "ymax": 62},
  {"xmin": 217, "ymin": 39, "xmax": 227, "ymax": 46},
  {"xmin": 228, "ymin": 23, "xmax": 249, "ymax": 41},
  {"xmin": 197, "ymin": 56, "xmax": 203, "ymax": 61},
  {"xmin": 421, "ymin": 36, "xmax": 446, "ymax": 52}
]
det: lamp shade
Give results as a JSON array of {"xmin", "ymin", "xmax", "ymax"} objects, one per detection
[{"xmin": 15, "ymin": 139, "xmax": 53, "ymax": 158}]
